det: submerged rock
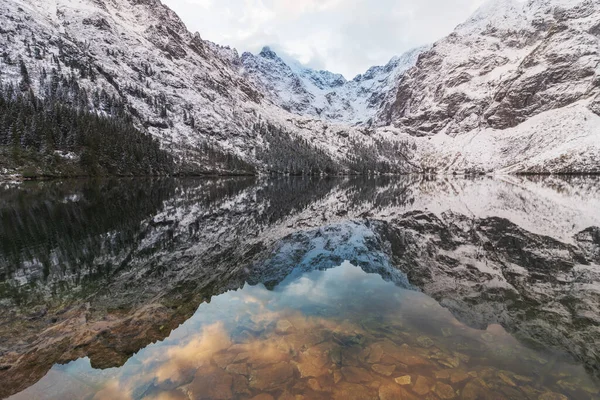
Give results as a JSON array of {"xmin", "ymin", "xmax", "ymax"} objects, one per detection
[
  {"xmin": 434, "ymin": 382, "xmax": 457, "ymax": 400},
  {"xmin": 250, "ymin": 394, "xmax": 275, "ymax": 400},
  {"xmin": 538, "ymin": 393, "xmax": 568, "ymax": 400},
  {"xmin": 497, "ymin": 371, "xmax": 516, "ymax": 387},
  {"xmin": 188, "ymin": 366, "xmax": 233, "ymax": 400},
  {"xmin": 276, "ymin": 320, "xmax": 294, "ymax": 335},
  {"xmin": 417, "ymin": 336, "xmax": 435, "ymax": 348},
  {"xmin": 341, "ymin": 366, "xmax": 373, "ymax": 383},
  {"xmin": 372, "ymin": 364, "xmax": 396, "ymax": 377},
  {"xmin": 379, "ymin": 383, "xmax": 418, "ymax": 400},
  {"xmin": 412, "ymin": 375, "xmax": 433, "ymax": 396},
  {"xmin": 395, "ymin": 375, "xmax": 412, "ymax": 386},
  {"xmin": 333, "ymin": 382, "xmax": 378, "ymax": 400},
  {"xmin": 249, "ymin": 362, "xmax": 294, "ymax": 391}
]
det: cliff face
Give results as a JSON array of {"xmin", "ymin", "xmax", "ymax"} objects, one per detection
[
  {"xmin": 377, "ymin": 0, "xmax": 600, "ymax": 136},
  {"xmin": 0, "ymin": 0, "xmax": 416, "ymax": 175},
  {"xmin": 0, "ymin": 0, "xmax": 260, "ymax": 165}
]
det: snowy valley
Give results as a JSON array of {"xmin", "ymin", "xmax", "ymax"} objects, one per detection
[{"xmin": 0, "ymin": 0, "xmax": 599, "ymax": 176}]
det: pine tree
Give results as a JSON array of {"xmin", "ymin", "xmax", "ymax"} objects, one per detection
[
  {"xmin": 0, "ymin": 80, "xmax": 175, "ymax": 176},
  {"xmin": 18, "ymin": 59, "xmax": 31, "ymax": 91}
]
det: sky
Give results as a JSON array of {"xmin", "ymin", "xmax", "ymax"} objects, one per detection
[{"xmin": 162, "ymin": 0, "xmax": 487, "ymax": 78}]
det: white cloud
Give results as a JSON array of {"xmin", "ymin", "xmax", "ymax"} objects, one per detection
[{"xmin": 163, "ymin": 0, "xmax": 487, "ymax": 78}]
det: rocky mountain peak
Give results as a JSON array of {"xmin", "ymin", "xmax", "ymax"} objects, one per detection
[
  {"xmin": 304, "ymin": 69, "xmax": 347, "ymax": 89},
  {"xmin": 241, "ymin": 46, "xmax": 425, "ymax": 123},
  {"xmin": 457, "ymin": 0, "xmax": 526, "ymax": 33},
  {"xmin": 259, "ymin": 46, "xmax": 279, "ymax": 60}
]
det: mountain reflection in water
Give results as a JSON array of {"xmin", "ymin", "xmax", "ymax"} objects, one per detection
[{"xmin": 1, "ymin": 176, "xmax": 599, "ymax": 399}]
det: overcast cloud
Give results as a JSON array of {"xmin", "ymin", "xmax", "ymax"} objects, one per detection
[{"xmin": 162, "ymin": 0, "xmax": 486, "ymax": 78}]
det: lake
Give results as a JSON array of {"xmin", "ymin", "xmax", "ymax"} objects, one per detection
[{"xmin": 1, "ymin": 176, "xmax": 599, "ymax": 400}]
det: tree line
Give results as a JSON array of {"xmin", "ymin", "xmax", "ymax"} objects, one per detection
[
  {"xmin": 0, "ymin": 62, "xmax": 175, "ymax": 177},
  {"xmin": 254, "ymin": 121, "xmax": 417, "ymax": 175},
  {"xmin": 255, "ymin": 122, "xmax": 341, "ymax": 175}
]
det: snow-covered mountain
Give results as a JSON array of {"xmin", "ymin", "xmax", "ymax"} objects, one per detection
[
  {"xmin": 0, "ymin": 0, "xmax": 599, "ymax": 175},
  {"xmin": 0, "ymin": 0, "xmax": 416, "ymax": 175},
  {"xmin": 0, "ymin": 0, "xmax": 260, "ymax": 146},
  {"xmin": 378, "ymin": 0, "xmax": 600, "ymax": 134},
  {"xmin": 241, "ymin": 46, "xmax": 426, "ymax": 124},
  {"xmin": 374, "ymin": 0, "xmax": 600, "ymax": 173}
]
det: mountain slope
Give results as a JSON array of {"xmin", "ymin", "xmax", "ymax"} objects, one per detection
[
  {"xmin": 370, "ymin": 0, "xmax": 600, "ymax": 173},
  {"xmin": 0, "ymin": 0, "xmax": 267, "ymax": 173},
  {"xmin": 377, "ymin": 0, "xmax": 600, "ymax": 135}
]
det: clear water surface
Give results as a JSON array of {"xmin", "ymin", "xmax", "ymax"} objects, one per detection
[{"xmin": 1, "ymin": 176, "xmax": 599, "ymax": 400}]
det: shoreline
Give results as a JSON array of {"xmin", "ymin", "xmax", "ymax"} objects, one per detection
[{"xmin": 2, "ymin": 171, "xmax": 600, "ymax": 182}]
